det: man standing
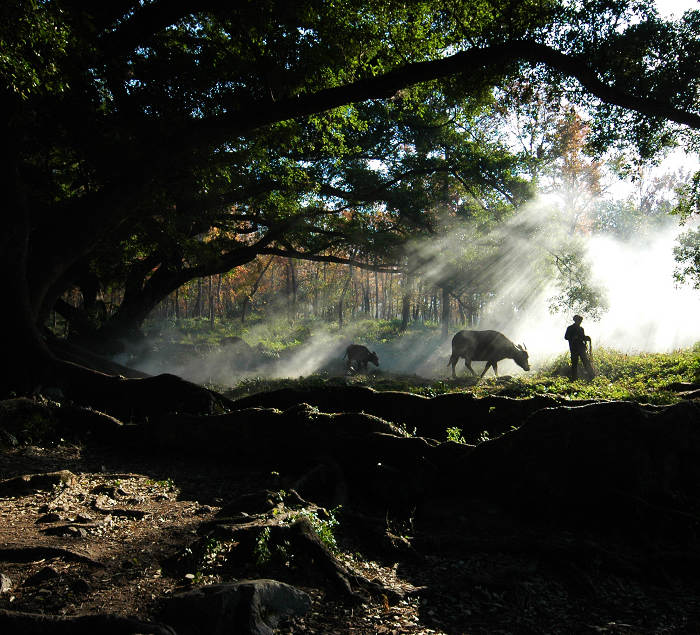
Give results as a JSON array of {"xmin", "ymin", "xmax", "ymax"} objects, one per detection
[{"xmin": 564, "ymin": 314, "xmax": 594, "ymax": 380}]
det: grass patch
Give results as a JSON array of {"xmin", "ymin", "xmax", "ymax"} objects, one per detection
[
  {"xmin": 224, "ymin": 345, "xmax": 699, "ymax": 405},
  {"xmin": 142, "ymin": 317, "xmax": 699, "ymax": 405}
]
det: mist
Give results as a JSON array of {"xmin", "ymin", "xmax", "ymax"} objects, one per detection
[
  {"xmin": 505, "ymin": 226, "xmax": 700, "ymax": 357},
  {"xmin": 122, "ymin": 196, "xmax": 700, "ymax": 385},
  {"xmin": 430, "ymin": 198, "xmax": 700, "ymax": 369}
]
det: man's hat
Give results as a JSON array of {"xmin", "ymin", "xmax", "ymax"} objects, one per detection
[{"xmin": 573, "ymin": 314, "xmax": 583, "ymax": 321}]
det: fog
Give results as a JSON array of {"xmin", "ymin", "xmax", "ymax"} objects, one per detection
[
  {"xmin": 441, "ymin": 199, "xmax": 700, "ymax": 369},
  {"xmin": 507, "ymin": 227, "xmax": 700, "ymax": 359},
  {"xmin": 124, "ymin": 197, "xmax": 700, "ymax": 385}
]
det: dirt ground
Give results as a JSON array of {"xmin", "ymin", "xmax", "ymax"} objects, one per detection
[{"xmin": 3, "ymin": 432, "xmax": 700, "ymax": 634}]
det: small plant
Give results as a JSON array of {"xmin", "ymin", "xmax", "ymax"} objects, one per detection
[
  {"xmin": 203, "ymin": 538, "xmax": 224, "ymax": 565},
  {"xmin": 154, "ymin": 477, "xmax": 176, "ymax": 491},
  {"xmin": 477, "ymin": 430, "xmax": 491, "ymax": 444},
  {"xmin": 192, "ymin": 571, "xmax": 207, "ymax": 585},
  {"xmin": 254, "ymin": 527, "xmax": 272, "ymax": 566},
  {"xmin": 396, "ymin": 422, "xmax": 417, "ymax": 437},
  {"xmin": 293, "ymin": 507, "xmax": 341, "ymax": 552},
  {"xmin": 446, "ymin": 426, "xmax": 466, "ymax": 444}
]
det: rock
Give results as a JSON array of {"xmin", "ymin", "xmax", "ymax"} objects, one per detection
[
  {"xmin": 0, "ymin": 470, "xmax": 76, "ymax": 497},
  {"xmin": 36, "ymin": 512, "xmax": 63, "ymax": 523},
  {"xmin": 161, "ymin": 579, "xmax": 311, "ymax": 635},
  {"xmin": 91, "ymin": 484, "xmax": 126, "ymax": 498},
  {"xmin": 41, "ymin": 386, "xmax": 65, "ymax": 401},
  {"xmin": 41, "ymin": 524, "xmax": 90, "ymax": 537},
  {"xmin": 24, "ymin": 565, "xmax": 60, "ymax": 586},
  {"xmin": 69, "ymin": 577, "xmax": 92, "ymax": 594},
  {"xmin": 0, "ymin": 573, "xmax": 11, "ymax": 593},
  {"xmin": 0, "ymin": 429, "xmax": 18, "ymax": 448}
]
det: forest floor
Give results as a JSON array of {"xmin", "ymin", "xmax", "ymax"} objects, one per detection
[
  {"xmin": 3, "ymin": 423, "xmax": 700, "ymax": 635},
  {"xmin": 4, "ymin": 331, "xmax": 694, "ymax": 632}
]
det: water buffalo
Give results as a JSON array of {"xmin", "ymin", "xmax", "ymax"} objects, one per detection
[
  {"xmin": 344, "ymin": 344, "xmax": 379, "ymax": 372},
  {"xmin": 448, "ymin": 330, "xmax": 529, "ymax": 378}
]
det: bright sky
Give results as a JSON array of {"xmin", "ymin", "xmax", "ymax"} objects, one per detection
[{"xmin": 655, "ymin": 0, "xmax": 699, "ymax": 17}]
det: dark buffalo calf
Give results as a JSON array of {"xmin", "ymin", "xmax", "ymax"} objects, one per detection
[{"xmin": 344, "ymin": 344, "xmax": 379, "ymax": 372}]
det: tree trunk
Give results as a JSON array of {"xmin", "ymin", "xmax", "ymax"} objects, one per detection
[
  {"xmin": 242, "ymin": 257, "xmax": 273, "ymax": 324},
  {"xmin": 287, "ymin": 259, "xmax": 297, "ymax": 322},
  {"xmin": 195, "ymin": 279, "xmax": 202, "ymax": 318},
  {"xmin": 312, "ymin": 263, "xmax": 320, "ymax": 317},
  {"xmin": 364, "ymin": 269, "xmax": 370, "ymax": 314},
  {"xmin": 401, "ymin": 273, "xmax": 412, "ymax": 332},
  {"xmin": 374, "ymin": 268, "xmax": 379, "ymax": 320},
  {"xmin": 208, "ymin": 276, "xmax": 214, "ymax": 330},
  {"xmin": 441, "ymin": 285, "xmax": 450, "ymax": 339},
  {"xmin": 0, "ymin": 219, "xmax": 58, "ymax": 395},
  {"xmin": 338, "ymin": 270, "xmax": 352, "ymax": 329},
  {"xmin": 0, "ymin": 209, "xmax": 222, "ymax": 419}
]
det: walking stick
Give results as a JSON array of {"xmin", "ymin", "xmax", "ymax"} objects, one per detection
[{"xmin": 586, "ymin": 338, "xmax": 595, "ymax": 378}]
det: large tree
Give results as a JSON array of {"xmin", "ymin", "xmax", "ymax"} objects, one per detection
[
  {"xmin": 2, "ymin": 0, "xmax": 698, "ymax": 402},
  {"xmin": 57, "ymin": 88, "xmax": 533, "ymax": 350}
]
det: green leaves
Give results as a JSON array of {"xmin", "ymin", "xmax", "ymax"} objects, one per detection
[
  {"xmin": 673, "ymin": 228, "xmax": 700, "ymax": 289},
  {"xmin": 0, "ymin": 1, "xmax": 72, "ymax": 101}
]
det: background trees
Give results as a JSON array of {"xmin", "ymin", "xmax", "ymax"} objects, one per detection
[{"xmin": 2, "ymin": 0, "xmax": 699, "ymax": 396}]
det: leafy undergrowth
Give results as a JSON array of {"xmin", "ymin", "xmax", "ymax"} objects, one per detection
[
  {"xmin": 141, "ymin": 316, "xmax": 415, "ymax": 351},
  {"xmin": 223, "ymin": 344, "xmax": 700, "ymax": 405},
  {"xmin": 133, "ymin": 317, "xmax": 699, "ymax": 405}
]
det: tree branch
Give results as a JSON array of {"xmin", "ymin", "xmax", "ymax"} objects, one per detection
[
  {"xmin": 257, "ymin": 247, "xmax": 399, "ymax": 272},
  {"xmin": 190, "ymin": 40, "xmax": 700, "ymax": 148}
]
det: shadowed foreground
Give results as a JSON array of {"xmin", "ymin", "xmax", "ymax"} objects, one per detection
[{"xmin": 2, "ymin": 389, "xmax": 700, "ymax": 633}]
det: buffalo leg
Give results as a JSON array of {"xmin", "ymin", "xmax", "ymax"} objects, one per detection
[
  {"xmin": 465, "ymin": 361, "xmax": 476, "ymax": 375},
  {"xmin": 448, "ymin": 354, "xmax": 459, "ymax": 378}
]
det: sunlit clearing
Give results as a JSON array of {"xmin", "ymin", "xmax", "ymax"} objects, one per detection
[
  {"xmin": 480, "ymin": 222, "xmax": 700, "ymax": 361},
  {"xmin": 124, "ymin": 197, "xmax": 700, "ymax": 385}
]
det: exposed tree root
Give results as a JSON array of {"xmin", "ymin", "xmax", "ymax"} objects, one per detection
[
  {"xmin": 291, "ymin": 457, "xmax": 349, "ymax": 509},
  {"xmin": 55, "ymin": 360, "xmax": 236, "ymax": 419},
  {"xmin": 0, "ymin": 545, "xmax": 103, "ymax": 567},
  {"xmin": 0, "ymin": 609, "xmax": 174, "ymax": 635},
  {"xmin": 47, "ymin": 336, "xmax": 150, "ymax": 379},
  {"xmin": 228, "ymin": 385, "xmax": 573, "ymax": 441},
  {"xmin": 0, "ymin": 470, "xmax": 76, "ymax": 497},
  {"xmin": 206, "ymin": 516, "xmax": 401, "ymax": 604}
]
